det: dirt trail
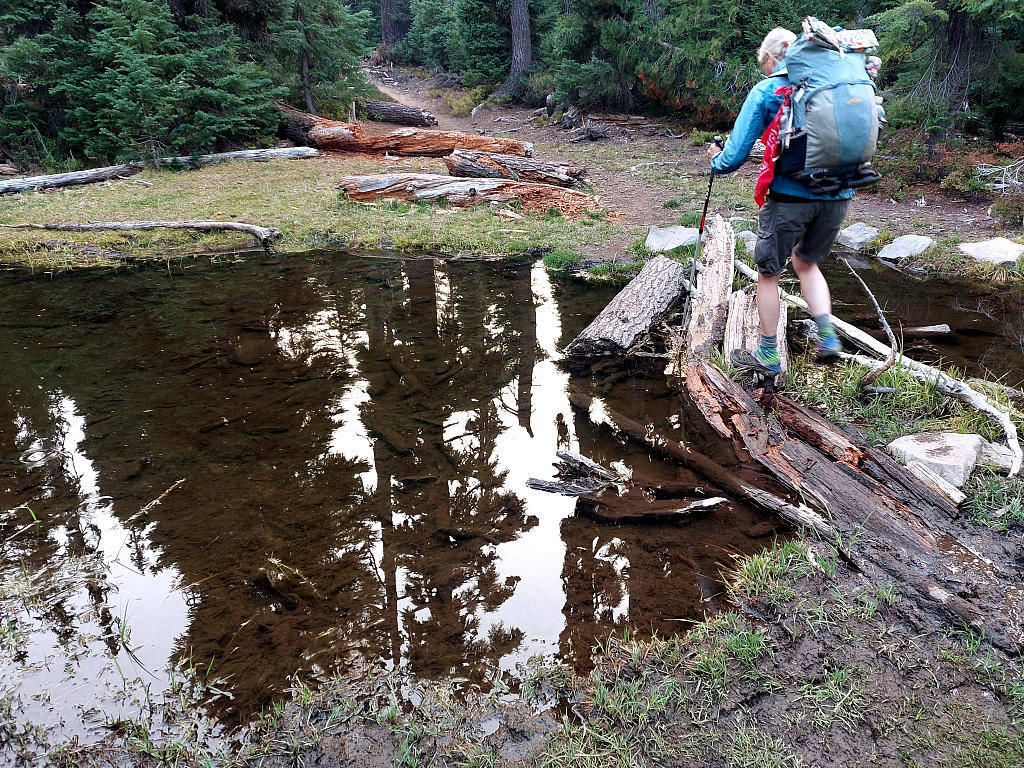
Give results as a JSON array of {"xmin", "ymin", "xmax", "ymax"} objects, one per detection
[{"xmin": 365, "ymin": 67, "xmax": 1010, "ymax": 251}]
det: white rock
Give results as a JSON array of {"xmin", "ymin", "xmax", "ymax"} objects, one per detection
[
  {"xmin": 887, "ymin": 432, "xmax": 986, "ymax": 488},
  {"xmin": 735, "ymin": 230, "xmax": 757, "ymax": 253},
  {"xmin": 645, "ymin": 225, "xmax": 700, "ymax": 252},
  {"xmin": 979, "ymin": 440, "xmax": 1015, "ymax": 475},
  {"xmin": 837, "ymin": 222, "xmax": 879, "ymax": 251},
  {"xmin": 957, "ymin": 237, "xmax": 1024, "ymax": 269},
  {"xmin": 877, "ymin": 235, "xmax": 936, "ymax": 261}
]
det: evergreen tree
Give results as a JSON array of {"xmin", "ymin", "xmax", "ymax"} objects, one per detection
[
  {"xmin": 395, "ymin": 0, "xmax": 459, "ymax": 69},
  {"xmin": 267, "ymin": 0, "xmax": 372, "ymax": 115},
  {"xmin": 452, "ymin": 0, "xmax": 510, "ymax": 87}
]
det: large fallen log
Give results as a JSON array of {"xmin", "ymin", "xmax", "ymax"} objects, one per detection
[
  {"xmin": 564, "ymin": 256, "xmax": 689, "ymax": 359},
  {"xmin": 723, "ymin": 287, "xmax": 789, "ymax": 378},
  {"xmin": 441, "ymin": 149, "xmax": 586, "ymax": 188},
  {"xmin": 0, "ymin": 147, "xmax": 318, "ymax": 196},
  {"xmin": 338, "ymin": 174, "xmax": 601, "ymax": 218},
  {"xmin": 0, "ymin": 220, "xmax": 281, "ymax": 248},
  {"xmin": 364, "ymin": 99, "xmax": 438, "ymax": 127},
  {"xmin": 280, "ymin": 103, "xmax": 532, "ymax": 157},
  {"xmin": 733, "ymin": 259, "xmax": 1022, "ymax": 476}
]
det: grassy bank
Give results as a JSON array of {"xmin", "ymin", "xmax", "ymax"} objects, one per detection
[{"xmin": 0, "ymin": 155, "xmax": 623, "ymax": 270}]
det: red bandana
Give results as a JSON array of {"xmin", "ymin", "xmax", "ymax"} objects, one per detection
[{"xmin": 754, "ymin": 85, "xmax": 794, "ymax": 208}]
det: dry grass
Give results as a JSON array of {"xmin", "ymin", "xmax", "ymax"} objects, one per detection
[{"xmin": 0, "ymin": 154, "xmax": 623, "ymax": 269}]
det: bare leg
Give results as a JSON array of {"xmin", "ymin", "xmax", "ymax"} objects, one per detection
[
  {"xmin": 791, "ymin": 254, "xmax": 831, "ymax": 318},
  {"xmin": 756, "ymin": 271, "xmax": 781, "ymax": 336}
]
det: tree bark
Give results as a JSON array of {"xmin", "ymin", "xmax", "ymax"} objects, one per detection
[
  {"xmin": 0, "ymin": 148, "xmax": 318, "ymax": 196},
  {"xmin": 564, "ymin": 255, "xmax": 690, "ymax": 359},
  {"xmin": 313, "ymin": 124, "xmax": 533, "ymax": 157},
  {"xmin": 441, "ymin": 149, "xmax": 586, "ymax": 187},
  {"xmin": 338, "ymin": 173, "xmax": 601, "ymax": 218},
  {"xmin": 493, "ymin": 0, "xmax": 532, "ymax": 100},
  {"xmin": 364, "ymin": 100, "xmax": 438, "ymax": 127},
  {"xmin": 381, "ymin": 0, "xmax": 400, "ymax": 49}
]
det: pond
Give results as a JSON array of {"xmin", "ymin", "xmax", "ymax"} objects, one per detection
[{"xmin": 0, "ymin": 252, "xmax": 775, "ymax": 748}]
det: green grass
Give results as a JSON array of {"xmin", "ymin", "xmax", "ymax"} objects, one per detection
[
  {"xmin": 965, "ymin": 471, "xmax": 1024, "ymax": 531},
  {"xmin": 0, "ymin": 156, "xmax": 624, "ymax": 269}
]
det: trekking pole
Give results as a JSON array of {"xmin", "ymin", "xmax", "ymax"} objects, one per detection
[{"xmin": 690, "ymin": 135, "xmax": 725, "ymax": 293}]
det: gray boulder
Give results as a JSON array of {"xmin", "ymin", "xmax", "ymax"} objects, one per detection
[
  {"xmin": 645, "ymin": 225, "xmax": 700, "ymax": 252},
  {"xmin": 979, "ymin": 440, "xmax": 1015, "ymax": 474},
  {"xmin": 837, "ymin": 222, "xmax": 879, "ymax": 252},
  {"xmin": 887, "ymin": 432, "xmax": 986, "ymax": 488},
  {"xmin": 957, "ymin": 237, "xmax": 1024, "ymax": 269},
  {"xmin": 877, "ymin": 235, "xmax": 936, "ymax": 261}
]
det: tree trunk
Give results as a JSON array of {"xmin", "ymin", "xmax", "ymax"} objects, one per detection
[
  {"xmin": 0, "ymin": 220, "xmax": 281, "ymax": 247},
  {"xmin": 493, "ymin": 0, "xmax": 532, "ymax": 100},
  {"xmin": 0, "ymin": 148, "xmax": 318, "ymax": 196},
  {"xmin": 441, "ymin": 149, "xmax": 586, "ymax": 187},
  {"xmin": 381, "ymin": 0, "xmax": 399, "ymax": 48},
  {"xmin": 338, "ymin": 173, "xmax": 601, "ymax": 218},
  {"xmin": 300, "ymin": 46, "xmax": 315, "ymax": 115},
  {"xmin": 564, "ymin": 255, "xmax": 690, "ymax": 359},
  {"xmin": 364, "ymin": 100, "xmax": 438, "ymax": 127}
]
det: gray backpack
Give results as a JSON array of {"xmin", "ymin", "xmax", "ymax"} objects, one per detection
[{"xmin": 777, "ymin": 18, "xmax": 884, "ymax": 194}]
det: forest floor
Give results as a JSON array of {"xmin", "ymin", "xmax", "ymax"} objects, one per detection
[
  {"xmin": 2, "ymin": 69, "xmax": 1023, "ymax": 768},
  {"xmin": 0, "ymin": 66, "xmax": 1021, "ymax": 281}
]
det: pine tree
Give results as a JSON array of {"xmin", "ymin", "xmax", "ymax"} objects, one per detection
[{"xmin": 267, "ymin": 0, "xmax": 372, "ymax": 115}]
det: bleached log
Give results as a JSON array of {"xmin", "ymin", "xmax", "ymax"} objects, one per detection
[
  {"xmin": 723, "ymin": 288, "xmax": 788, "ymax": 376},
  {"xmin": 338, "ymin": 173, "xmax": 600, "ymax": 218},
  {"xmin": 734, "ymin": 258, "xmax": 1022, "ymax": 476},
  {"xmin": 676, "ymin": 215, "xmax": 734, "ymax": 371},
  {"xmin": 564, "ymin": 256, "xmax": 689, "ymax": 359},
  {"xmin": 0, "ymin": 147, "xmax": 318, "ymax": 196},
  {"xmin": 0, "ymin": 220, "xmax": 281, "ymax": 247},
  {"xmin": 442, "ymin": 150, "xmax": 586, "ymax": 187}
]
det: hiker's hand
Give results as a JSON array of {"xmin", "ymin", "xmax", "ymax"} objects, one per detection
[{"xmin": 706, "ymin": 143, "xmax": 722, "ymax": 161}]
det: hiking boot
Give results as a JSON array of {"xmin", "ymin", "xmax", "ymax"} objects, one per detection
[
  {"xmin": 731, "ymin": 348, "xmax": 782, "ymax": 377},
  {"xmin": 815, "ymin": 332, "xmax": 843, "ymax": 365}
]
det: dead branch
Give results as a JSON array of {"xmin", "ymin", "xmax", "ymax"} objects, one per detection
[{"xmin": 841, "ymin": 258, "xmax": 897, "ymax": 387}]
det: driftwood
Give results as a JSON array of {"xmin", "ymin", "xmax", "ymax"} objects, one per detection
[
  {"xmin": 0, "ymin": 147, "xmax": 318, "ymax": 196},
  {"xmin": 338, "ymin": 174, "xmax": 601, "ymax": 218},
  {"xmin": 841, "ymin": 258, "xmax": 897, "ymax": 387},
  {"xmin": 364, "ymin": 100, "xmax": 438, "ymax": 127},
  {"xmin": 528, "ymin": 446, "xmax": 743, "ymax": 524},
  {"xmin": 733, "ymin": 259, "xmax": 1022, "ymax": 476},
  {"xmin": 280, "ymin": 104, "xmax": 532, "ymax": 157},
  {"xmin": 564, "ymin": 256, "xmax": 690, "ymax": 359},
  {"xmin": 0, "ymin": 220, "xmax": 281, "ymax": 248},
  {"xmin": 441, "ymin": 149, "xmax": 586, "ymax": 188}
]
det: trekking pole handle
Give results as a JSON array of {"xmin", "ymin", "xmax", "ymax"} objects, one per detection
[{"xmin": 713, "ymin": 135, "xmax": 725, "ymax": 149}]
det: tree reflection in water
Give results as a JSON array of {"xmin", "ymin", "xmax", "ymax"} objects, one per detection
[{"xmin": 0, "ymin": 253, "xmax": 775, "ymax": 744}]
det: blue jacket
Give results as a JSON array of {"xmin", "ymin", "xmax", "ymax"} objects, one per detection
[{"xmin": 709, "ymin": 70, "xmax": 854, "ymax": 201}]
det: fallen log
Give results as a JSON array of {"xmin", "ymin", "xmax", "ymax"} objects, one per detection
[
  {"xmin": 364, "ymin": 99, "xmax": 438, "ymax": 127},
  {"xmin": 733, "ymin": 258, "xmax": 1022, "ymax": 476},
  {"xmin": 0, "ymin": 220, "xmax": 281, "ymax": 248},
  {"xmin": 723, "ymin": 288, "xmax": 789, "ymax": 379},
  {"xmin": 280, "ymin": 103, "xmax": 532, "ymax": 157},
  {"xmin": 672, "ymin": 216, "xmax": 1022, "ymax": 650},
  {"xmin": 313, "ymin": 124, "xmax": 532, "ymax": 157},
  {"xmin": 1, "ymin": 162, "xmax": 24, "ymax": 175},
  {"xmin": 564, "ymin": 256, "xmax": 689, "ymax": 359},
  {"xmin": 0, "ymin": 147, "xmax": 318, "ymax": 196},
  {"xmin": 338, "ymin": 174, "xmax": 601, "ymax": 218},
  {"xmin": 441, "ymin": 149, "xmax": 586, "ymax": 188}
]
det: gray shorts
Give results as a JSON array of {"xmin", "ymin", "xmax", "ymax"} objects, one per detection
[{"xmin": 753, "ymin": 197, "xmax": 852, "ymax": 276}]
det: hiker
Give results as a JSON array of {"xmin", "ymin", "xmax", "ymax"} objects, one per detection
[{"xmin": 707, "ymin": 25, "xmax": 871, "ymax": 377}]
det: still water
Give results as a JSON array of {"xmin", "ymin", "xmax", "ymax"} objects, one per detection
[{"xmin": 1, "ymin": 253, "xmax": 776, "ymax": 745}]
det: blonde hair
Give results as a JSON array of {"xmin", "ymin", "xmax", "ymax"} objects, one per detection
[{"xmin": 758, "ymin": 28, "xmax": 796, "ymax": 65}]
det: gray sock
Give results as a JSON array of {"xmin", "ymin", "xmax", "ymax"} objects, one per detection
[{"xmin": 759, "ymin": 333, "xmax": 778, "ymax": 350}]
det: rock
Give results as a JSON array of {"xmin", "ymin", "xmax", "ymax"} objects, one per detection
[
  {"xmin": 887, "ymin": 432, "xmax": 986, "ymax": 488},
  {"xmin": 979, "ymin": 440, "xmax": 1015, "ymax": 475},
  {"xmin": 957, "ymin": 237, "xmax": 1024, "ymax": 269},
  {"xmin": 645, "ymin": 225, "xmax": 700, "ymax": 252},
  {"xmin": 735, "ymin": 230, "xmax": 756, "ymax": 253},
  {"xmin": 837, "ymin": 222, "xmax": 879, "ymax": 251},
  {"xmin": 877, "ymin": 235, "xmax": 936, "ymax": 261},
  {"xmin": 904, "ymin": 461, "xmax": 966, "ymax": 506}
]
